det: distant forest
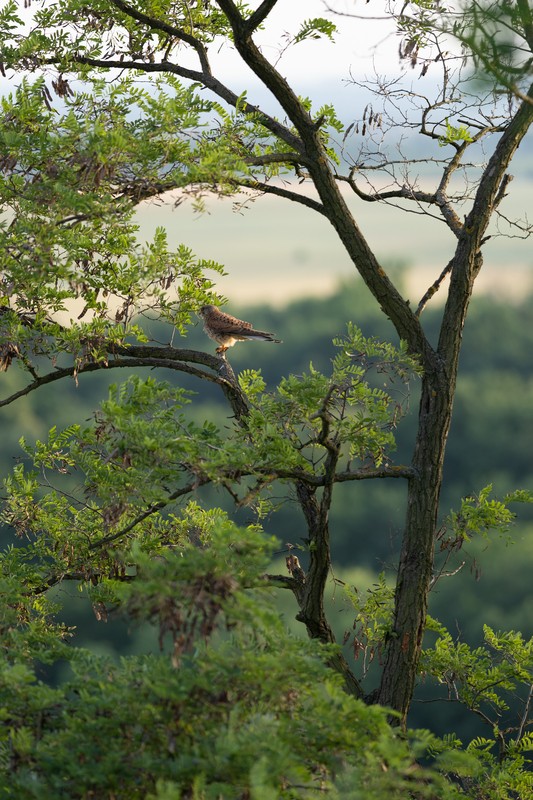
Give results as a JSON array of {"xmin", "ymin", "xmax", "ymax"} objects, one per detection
[{"xmin": 2, "ymin": 279, "xmax": 532, "ymax": 740}]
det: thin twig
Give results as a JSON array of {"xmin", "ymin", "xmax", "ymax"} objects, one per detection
[
  {"xmin": 416, "ymin": 258, "xmax": 454, "ymax": 317},
  {"xmin": 89, "ymin": 475, "xmax": 212, "ymax": 550},
  {"xmin": 516, "ymin": 682, "xmax": 533, "ymax": 744}
]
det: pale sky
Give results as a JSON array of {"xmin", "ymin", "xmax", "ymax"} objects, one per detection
[
  {"xmin": 242, "ymin": 1, "xmax": 399, "ymax": 74},
  {"xmin": 205, "ymin": 1, "xmax": 401, "ymax": 95}
]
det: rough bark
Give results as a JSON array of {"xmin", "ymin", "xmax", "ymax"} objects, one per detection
[{"xmin": 377, "ymin": 361, "xmax": 452, "ymax": 716}]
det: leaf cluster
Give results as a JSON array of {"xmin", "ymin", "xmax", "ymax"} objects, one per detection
[
  {"xmin": 421, "ymin": 621, "xmax": 533, "ymax": 797},
  {"xmin": 439, "ymin": 485, "xmax": 533, "ymax": 554}
]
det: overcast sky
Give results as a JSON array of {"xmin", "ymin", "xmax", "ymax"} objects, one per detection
[{"xmin": 206, "ymin": 1, "xmax": 402, "ymax": 101}]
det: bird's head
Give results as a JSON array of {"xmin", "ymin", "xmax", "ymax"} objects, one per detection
[{"xmin": 198, "ymin": 304, "xmax": 216, "ymax": 316}]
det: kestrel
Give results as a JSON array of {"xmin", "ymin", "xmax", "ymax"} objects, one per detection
[{"xmin": 198, "ymin": 304, "xmax": 282, "ymax": 355}]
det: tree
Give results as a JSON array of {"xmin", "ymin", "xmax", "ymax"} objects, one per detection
[{"xmin": 0, "ymin": 0, "xmax": 532, "ymax": 789}]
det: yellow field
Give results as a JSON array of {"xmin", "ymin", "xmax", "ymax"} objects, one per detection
[{"xmin": 135, "ymin": 182, "xmax": 533, "ymax": 307}]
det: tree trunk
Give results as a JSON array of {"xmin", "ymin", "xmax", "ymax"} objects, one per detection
[
  {"xmin": 377, "ymin": 359, "xmax": 454, "ymax": 721},
  {"xmin": 295, "ymin": 479, "xmax": 364, "ymax": 699}
]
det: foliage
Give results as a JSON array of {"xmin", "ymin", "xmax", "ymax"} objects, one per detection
[
  {"xmin": 337, "ymin": 485, "xmax": 533, "ymax": 784},
  {"xmin": 294, "ymin": 17, "xmax": 337, "ymax": 45},
  {"xmin": 2, "ymin": 513, "xmax": 531, "ymax": 798},
  {"xmin": 0, "ymin": 513, "xmax": 467, "ymax": 799},
  {"xmin": 0, "ymin": 75, "xmax": 225, "ymax": 347},
  {"xmin": 421, "ymin": 622, "xmax": 533, "ymax": 799},
  {"xmin": 439, "ymin": 121, "xmax": 474, "ymax": 147},
  {"xmin": 443, "ymin": 485, "xmax": 533, "ymax": 546},
  {"xmin": 1, "ymin": 323, "xmax": 416, "ymax": 592},
  {"xmin": 1, "ymin": 324, "xmax": 530, "ymax": 794}
]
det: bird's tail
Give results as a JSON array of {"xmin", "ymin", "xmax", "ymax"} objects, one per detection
[{"xmin": 249, "ymin": 331, "xmax": 282, "ymax": 343}]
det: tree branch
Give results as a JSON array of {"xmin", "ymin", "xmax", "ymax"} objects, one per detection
[
  {"xmin": 216, "ymin": 0, "xmax": 317, "ymax": 133},
  {"xmin": 516, "ymin": 681, "xmax": 533, "ymax": 744},
  {"xmin": 438, "ymin": 81, "xmax": 533, "ymax": 363},
  {"xmin": 289, "ymin": 392, "xmax": 365, "ymax": 698},
  {"xmin": 89, "ymin": 475, "xmax": 212, "ymax": 551},
  {"xmin": 29, "ymin": 475, "xmax": 213, "ymax": 595},
  {"xmin": 108, "ymin": 0, "xmax": 211, "ymax": 74},
  {"xmin": 0, "ymin": 358, "xmax": 211, "ymax": 408},
  {"xmin": 416, "ymin": 258, "xmax": 454, "ymax": 317},
  {"xmin": 215, "ymin": 0, "xmax": 244, "ymax": 27},
  {"xmin": 334, "ymin": 465, "xmax": 417, "ymax": 482},
  {"xmin": 1, "ymin": 347, "xmax": 249, "ymax": 421},
  {"xmin": 245, "ymin": 0, "xmax": 281, "ymax": 33},
  {"xmin": 216, "ymin": 0, "xmax": 428, "ymax": 357},
  {"xmin": 234, "ymin": 178, "xmax": 326, "ymax": 215},
  {"xmin": 343, "ymin": 171, "xmax": 436, "ymax": 206},
  {"xmin": 245, "ymin": 152, "xmax": 309, "ymax": 168},
  {"xmin": 340, "ymin": 169, "xmax": 465, "ymax": 237},
  {"xmin": 64, "ymin": 55, "xmax": 303, "ymax": 153}
]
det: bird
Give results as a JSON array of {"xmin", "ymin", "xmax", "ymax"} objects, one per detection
[{"xmin": 198, "ymin": 304, "xmax": 282, "ymax": 355}]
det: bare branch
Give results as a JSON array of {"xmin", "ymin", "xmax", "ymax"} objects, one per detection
[
  {"xmin": 334, "ymin": 465, "xmax": 417, "ymax": 482},
  {"xmin": 234, "ymin": 178, "xmax": 326, "ymax": 214},
  {"xmin": 341, "ymin": 162, "xmax": 464, "ymax": 236},
  {"xmin": 416, "ymin": 259, "xmax": 454, "ymax": 317},
  {"xmin": 516, "ymin": 682, "xmax": 533, "ymax": 744},
  {"xmin": 0, "ymin": 347, "xmax": 248, "ymax": 420},
  {"xmin": 439, "ymin": 81, "xmax": 533, "ymax": 361},
  {"xmin": 342, "ymin": 170, "xmax": 435, "ymax": 205},
  {"xmin": 0, "ymin": 358, "xmax": 208, "ymax": 409},
  {"xmin": 264, "ymin": 572, "xmax": 302, "ymax": 592},
  {"xmin": 493, "ymin": 172, "xmax": 514, "ymax": 209},
  {"xmin": 429, "ymin": 560, "xmax": 466, "ymax": 590}
]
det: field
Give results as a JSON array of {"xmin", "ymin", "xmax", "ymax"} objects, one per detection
[{"xmin": 135, "ymin": 179, "xmax": 533, "ymax": 307}]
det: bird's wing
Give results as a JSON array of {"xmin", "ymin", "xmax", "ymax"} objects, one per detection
[{"xmin": 213, "ymin": 309, "xmax": 253, "ymax": 333}]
